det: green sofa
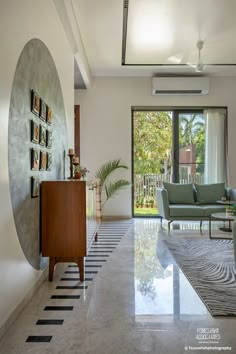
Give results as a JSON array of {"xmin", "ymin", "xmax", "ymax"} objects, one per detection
[{"xmin": 157, "ymin": 182, "xmax": 235, "ymax": 232}]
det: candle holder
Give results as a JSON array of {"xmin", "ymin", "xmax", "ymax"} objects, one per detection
[{"xmin": 68, "ymin": 152, "xmax": 75, "ymax": 179}]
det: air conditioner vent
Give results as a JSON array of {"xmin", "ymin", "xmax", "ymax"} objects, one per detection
[
  {"xmin": 154, "ymin": 90, "xmax": 203, "ymax": 95},
  {"xmin": 152, "ymin": 77, "xmax": 209, "ymax": 96}
]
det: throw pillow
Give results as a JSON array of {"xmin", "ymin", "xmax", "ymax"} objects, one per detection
[
  {"xmin": 163, "ymin": 182, "xmax": 195, "ymax": 204},
  {"xmin": 194, "ymin": 183, "xmax": 226, "ymax": 204}
]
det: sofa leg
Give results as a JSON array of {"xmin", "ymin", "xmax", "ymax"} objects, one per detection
[{"xmin": 168, "ymin": 220, "xmax": 173, "ymax": 233}]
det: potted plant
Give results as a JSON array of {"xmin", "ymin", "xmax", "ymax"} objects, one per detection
[
  {"xmin": 140, "ymin": 198, "xmax": 144, "ymax": 208},
  {"xmin": 233, "ymin": 204, "xmax": 236, "ymax": 216},
  {"xmin": 74, "ymin": 164, "xmax": 81, "ymax": 179},
  {"xmin": 95, "ymin": 159, "xmax": 130, "ymax": 209},
  {"xmin": 145, "ymin": 199, "xmax": 149, "ymax": 208},
  {"xmin": 225, "ymin": 205, "xmax": 233, "ymax": 216},
  {"xmin": 149, "ymin": 198, "xmax": 154, "ymax": 208}
]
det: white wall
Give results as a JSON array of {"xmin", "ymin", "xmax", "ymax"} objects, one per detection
[
  {"xmin": 75, "ymin": 76, "xmax": 236, "ymax": 217},
  {"xmin": 0, "ymin": 0, "xmax": 74, "ymax": 331}
]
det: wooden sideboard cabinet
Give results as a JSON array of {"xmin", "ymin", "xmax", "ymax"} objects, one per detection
[{"xmin": 41, "ymin": 180, "xmax": 98, "ymax": 281}]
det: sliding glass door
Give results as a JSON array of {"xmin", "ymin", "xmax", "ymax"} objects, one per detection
[
  {"xmin": 133, "ymin": 111, "xmax": 172, "ymax": 216},
  {"xmin": 132, "ymin": 108, "xmax": 227, "ymax": 217},
  {"xmin": 176, "ymin": 110, "xmax": 205, "ymax": 184}
]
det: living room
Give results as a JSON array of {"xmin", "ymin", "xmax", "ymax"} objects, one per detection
[{"xmin": 1, "ymin": 0, "xmax": 236, "ymax": 353}]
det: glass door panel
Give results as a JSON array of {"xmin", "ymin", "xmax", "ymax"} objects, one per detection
[
  {"xmin": 133, "ymin": 111, "xmax": 172, "ymax": 217},
  {"xmin": 178, "ymin": 111, "xmax": 205, "ymax": 184}
]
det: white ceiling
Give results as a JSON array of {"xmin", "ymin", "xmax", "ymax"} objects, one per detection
[{"xmin": 73, "ymin": 0, "xmax": 236, "ymax": 78}]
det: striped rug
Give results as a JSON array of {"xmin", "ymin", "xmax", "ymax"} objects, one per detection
[{"xmin": 163, "ymin": 238, "xmax": 236, "ymax": 316}]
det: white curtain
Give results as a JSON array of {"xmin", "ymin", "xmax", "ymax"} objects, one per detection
[{"xmin": 204, "ymin": 108, "xmax": 227, "ymax": 184}]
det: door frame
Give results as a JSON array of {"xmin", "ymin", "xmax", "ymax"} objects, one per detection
[{"xmin": 131, "ymin": 106, "xmax": 228, "ymax": 218}]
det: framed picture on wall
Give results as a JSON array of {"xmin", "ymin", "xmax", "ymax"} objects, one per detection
[
  {"xmin": 46, "ymin": 130, "xmax": 52, "ymax": 148},
  {"xmin": 47, "ymin": 106, "xmax": 53, "ymax": 125},
  {"xmin": 31, "ymin": 89, "xmax": 40, "ymax": 116},
  {"xmin": 47, "ymin": 152, "xmax": 52, "ymax": 171},
  {"xmin": 31, "ymin": 148, "xmax": 39, "ymax": 170},
  {"xmin": 31, "ymin": 176, "xmax": 39, "ymax": 198},
  {"xmin": 40, "ymin": 151, "xmax": 47, "ymax": 171},
  {"xmin": 31, "ymin": 120, "xmax": 39, "ymax": 143},
  {"xmin": 40, "ymin": 99, "xmax": 47, "ymax": 121},
  {"xmin": 39, "ymin": 125, "xmax": 46, "ymax": 146}
]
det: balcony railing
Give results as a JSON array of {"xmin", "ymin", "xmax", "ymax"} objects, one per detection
[{"xmin": 134, "ymin": 173, "xmax": 204, "ymax": 210}]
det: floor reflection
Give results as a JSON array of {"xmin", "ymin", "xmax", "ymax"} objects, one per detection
[{"xmin": 134, "ymin": 219, "xmax": 208, "ymax": 324}]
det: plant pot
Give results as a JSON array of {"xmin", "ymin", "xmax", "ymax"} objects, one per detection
[
  {"xmin": 74, "ymin": 171, "xmax": 81, "ymax": 180},
  {"xmin": 226, "ymin": 209, "xmax": 233, "ymax": 217}
]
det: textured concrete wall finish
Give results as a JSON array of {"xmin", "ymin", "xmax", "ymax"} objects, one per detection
[{"xmin": 8, "ymin": 39, "xmax": 68, "ymax": 270}]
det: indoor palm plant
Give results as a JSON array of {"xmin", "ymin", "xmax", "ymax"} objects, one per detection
[{"xmin": 95, "ymin": 159, "xmax": 130, "ymax": 208}]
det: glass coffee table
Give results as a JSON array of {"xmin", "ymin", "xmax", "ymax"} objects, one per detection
[{"xmin": 209, "ymin": 212, "xmax": 236, "ymax": 239}]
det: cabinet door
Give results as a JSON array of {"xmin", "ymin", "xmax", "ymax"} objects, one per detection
[{"xmin": 41, "ymin": 181, "xmax": 86, "ymax": 257}]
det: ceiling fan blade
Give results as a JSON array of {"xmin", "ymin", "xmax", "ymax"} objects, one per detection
[
  {"xmin": 167, "ymin": 53, "xmax": 184, "ymax": 64},
  {"xmin": 186, "ymin": 62, "xmax": 196, "ymax": 68}
]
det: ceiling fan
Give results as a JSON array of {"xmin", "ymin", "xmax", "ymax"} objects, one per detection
[{"xmin": 167, "ymin": 40, "xmax": 205, "ymax": 72}]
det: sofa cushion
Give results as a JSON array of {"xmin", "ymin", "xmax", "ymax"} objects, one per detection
[
  {"xmin": 201, "ymin": 205, "xmax": 226, "ymax": 217},
  {"xmin": 195, "ymin": 183, "xmax": 226, "ymax": 204},
  {"xmin": 163, "ymin": 182, "xmax": 194, "ymax": 204},
  {"xmin": 169, "ymin": 205, "xmax": 205, "ymax": 217}
]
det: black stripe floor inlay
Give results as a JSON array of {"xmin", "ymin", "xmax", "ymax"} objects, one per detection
[
  {"xmin": 56, "ymin": 285, "xmax": 88, "ymax": 289},
  {"xmin": 91, "ymin": 246, "xmax": 115, "ymax": 249},
  {"xmin": 97, "ymin": 234, "xmax": 123, "ymax": 235},
  {"xmin": 85, "ymin": 259, "xmax": 107, "ymax": 262},
  {"xmin": 97, "ymin": 236, "xmax": 122, "ymax": 238},
  {"xmin": 96, "ymin": 239, "xmax": 121, "ymax": 241},
  {"xmin": 60, "ymin": 278, "xmax": 93, "ymax": 281},
  {"xmin": 26, "ymin": 336, "xmax": 52, "ymax": 343},
  {"xmin": 36, "ymin": 319, "xmax": 64, "ymax": 325},
  {"xmin": 65, "ymin": 271, "xmax": 98, "ymax": 274},
  {"xmin": 86, "ymin": 254, "xmax": 109, "ymax": 257},
  {"xmin": 93, "ymin": 241, "xmax": 120, "ymax": 248},
  {"xmin": 68, "ymin": 264, "xmax": 102, "ymax": 268},
  {"xmin": 44, "ymin": 306, "xmax": 73, "ymax": 311},
  {"xmin": 95, "ymin": 243, "xmax": 119, "ymax": 245},
  {"xmin": 89, "ymin": 250, "xmax": 113, "ymax": 253},
  {"xmin": 51, "ymin": 295, "xmax": 80, "ymax": 299}
]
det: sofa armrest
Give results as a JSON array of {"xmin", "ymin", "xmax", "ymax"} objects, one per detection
[
  {"xmin": 156, "ymin": 188, "xmax": 170, "ymax": 219},
  {"xmin": 229, "ymin": 188, "xmax": 236, "ymax": 202}
]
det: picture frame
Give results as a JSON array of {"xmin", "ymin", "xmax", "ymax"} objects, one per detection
[
  {"xmin": 47, "ymin": 106, "xmax": 53, "ymax": 125},
  {"xmin": 39, "ymin": 125, "xmax": 46, "ymax": 146},
  {"xmin": 47, "ymin": 152, "xmax": 52, "ymax": 171},
  {"xmin": 31, "ymin": 120, "xmax": 39, "ymax": 144},
  {"xmin": 31, "ymin": 148, "xmax": 39, "ymax": 170},
  {"xmin": 31, "ymin": 176, "xmax": 39, "ymax": 198},
  {"xmin": 31, "ymin": 90, "xmax": 40, "ymax": 116},
  {"xmin": 46, "ymin": 130, "xmax": 52, "ymax": 148},
  {"xmin": 40, "ymin": 151, "xmax": 47, "ymax": 171},
  {"xmin": 40, "ymin": 99, "xmax": 47, "ymax": 122}
]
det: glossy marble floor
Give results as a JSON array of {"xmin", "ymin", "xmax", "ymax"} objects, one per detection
[{"xmin": 0, "ymin": 219, "xmax": 235, "ymax": 354}]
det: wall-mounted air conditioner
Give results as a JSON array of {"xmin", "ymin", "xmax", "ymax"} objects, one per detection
[{"xmin": 152, "ymin": 77, "xmax": 209, "ymax": 95}]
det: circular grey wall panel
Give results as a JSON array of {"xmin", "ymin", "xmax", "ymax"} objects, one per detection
[{"xmin": 8, "ymin": 38, "xmax": 68, "ymax": 270}]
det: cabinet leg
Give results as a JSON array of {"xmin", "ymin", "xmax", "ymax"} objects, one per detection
[
  {"xmin": 95, "ymin": 232, "xmax": 98, "ymax": 242},
  {"xmin": 49, "ymin": 257, "xmax": 56, "ymax": 281},
  {"xmin": 78, "ymin": 257, "xmax": 84, "ymax": 282}
]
